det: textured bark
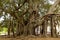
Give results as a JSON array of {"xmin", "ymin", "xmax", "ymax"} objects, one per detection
[
  {"xmin": 8, "ymin": 20, "xmax": 12, "ymax": 37},
  {"xmin": 50, "ymin": 16, "xmax": 55, "ymax": 37},
  {"xmin": 8, "ymin": 20, "xmax": 10, "ymax": 36},
  {"xmin": 41, "ymin": 21, "xmax": 45, "ymax": 36},
  {"xmin": 8, "ymin": 19, "xmax": 15, "ymax": 37},
  {"xmin": 16, "ymin": 21, "xmax": 21, "ymax": 36},
  {"xmin": 44, "ymin": 20, "xmax": 47, "ymax": 37},
  {"xmin": 41, "ymin": 20, "xmax": 47, "ymax": 37},
  {"xmin": 23, "ymin": 26, "xmax": 28, "ymax": 36},
  {"xmin": 54, "ymin": 21, "xmax": 58, "ymax": 37},
  {"xmin": 11, "ymin": 20, "xmax": 15, "ymax": 37}
]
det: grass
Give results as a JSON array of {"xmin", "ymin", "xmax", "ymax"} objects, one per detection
[{"xmin": 0, "ymin": 27, "xmax": 8, "ymax": 35}]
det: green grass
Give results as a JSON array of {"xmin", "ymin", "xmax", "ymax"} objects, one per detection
[
  {"xmin": 2, "ymin": 27, "xmax": 8, "ymax": 32},
  {"xmin": 0, "ymin": 27, "xmax": 8, "ymax": 34}
]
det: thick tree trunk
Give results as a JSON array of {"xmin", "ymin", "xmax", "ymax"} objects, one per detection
[
  {"xmin": 8, "ymin": 20, "xmax": 11, "ymax": 37},
  {"xmin": 41, "ymin": 21, "xmax": 45, "ymax": 36},
  {"xmin": 16, "ymin": 20, "xmax": 20, "ymax": 36},
  {"xmin": 50, "ymin": 16, "xmax": 55, "ymax": 37},
  {"xmin": 12, "ymin": 20, "xmax": 15, "ymax": 37},
  {"xmin": 54, "ymin": 22, "xmax": 58, "ymax": 37},
  {"xmin": 23, "ymin": 26, "xmax": 28, "ymax": 36},
  {"xmin": 28, "ymin": 23, "xmax": 33, "ymax": 35},
  {"xmin": 43, "ymin": 20, "xmax": 47, "ymax": 37}
]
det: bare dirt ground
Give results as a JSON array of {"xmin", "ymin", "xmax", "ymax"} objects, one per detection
[
  {"xmin": 0, "ymin": 35, "xmax": 60, "ymax": 40},
  {"xmin": 1, "ymin": 37, "xmax": 60, "ymax": 40}
]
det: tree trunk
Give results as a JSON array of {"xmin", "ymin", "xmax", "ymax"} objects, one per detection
[
  {"xmin": 41, "ymin": 21, "xmax": 45, "ymax": 36},
  {"xmin": 16, "ymin": 20, "xmax": 20, "ymax": 36},
  {"xmin": 12, "ymin": 20, "xmax": 15, "ymax": 37},
  {"xmin": 43, "ymin": 20, "xmax": 47, "ymax": 37},
  {"xmin": 50, "ymin": 16, "xmax": 55, "ymax": 37},
  {"xmin": 8, "ymin": 20, "xmax": 11, "ymax": 37}
]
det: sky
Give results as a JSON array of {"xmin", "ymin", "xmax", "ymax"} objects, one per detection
[
  {"xmin": 48, "ymin": 0, "xmax": 55, "ymax": 4},
  {"xmin": 0, "ymin": 16, "xmax": 4, "ymax": 23}
]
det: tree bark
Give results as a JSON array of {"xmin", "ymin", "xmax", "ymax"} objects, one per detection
[
  {"xmin": 43, "ymin": 20, "xmax": 47, "ymax": 37},
  {"xmin": 50, "ymin": 16, "xmax": 55, "ymax": 37},
  {"xmin": 8, "ymin": 20, "xmax": 10, "ymax": 37}
]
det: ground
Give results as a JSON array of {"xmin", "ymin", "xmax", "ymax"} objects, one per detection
[
  {"xmin": 1, "ymin": 37, "xmax": 60, "ymax": 40},
  {"xmin": 0, "ymin": 35, "xmax": 60, "ymax": 40}
]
